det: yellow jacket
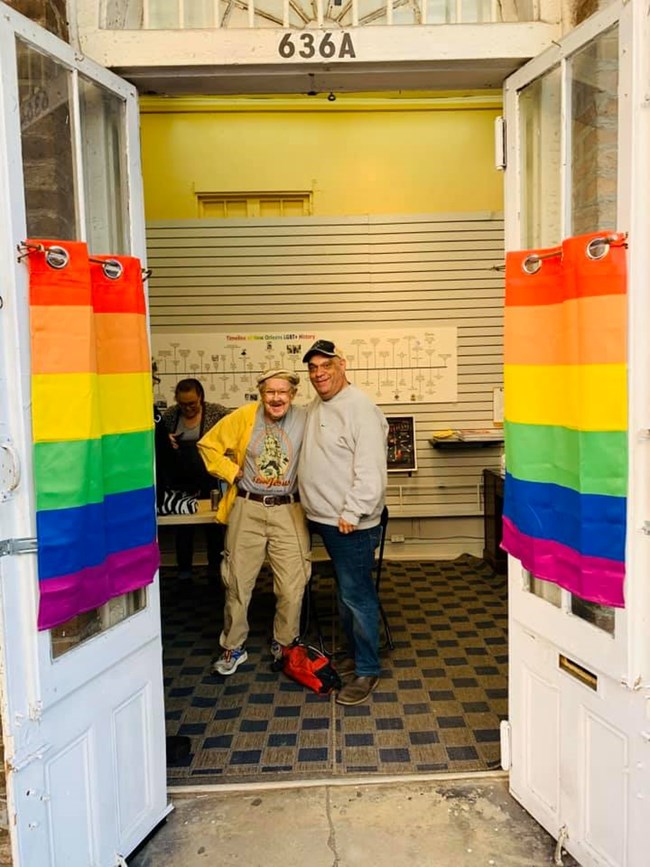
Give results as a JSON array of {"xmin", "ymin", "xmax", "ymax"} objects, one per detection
[{"xmin": 197, "ymin": 402, "xmax": 258, "ymax": 524}]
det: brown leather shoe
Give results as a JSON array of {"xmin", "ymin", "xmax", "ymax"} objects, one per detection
[
  {"xmin": 335, "ymin": 657, "xmax": 356, "ymax": 678},
  {"xmin": 335, "ymin": 675, "xmax": 379, "ymax": 706}
]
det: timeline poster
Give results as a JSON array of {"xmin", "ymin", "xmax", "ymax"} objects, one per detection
[{"xmin": 151, "ymin": 327, "xmax": 457, "ymax": 407}]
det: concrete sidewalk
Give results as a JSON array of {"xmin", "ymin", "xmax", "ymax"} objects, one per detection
[{"xmin": 130, "ymin": 772, "xmax": 580, "ymax": 866}]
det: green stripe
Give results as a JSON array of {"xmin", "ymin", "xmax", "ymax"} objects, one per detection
[
  {"xmin": 34, "ymin": 430, "xmax": 154, "ymax": 511},
  {"xmin": 102, "ymin": 431, "xmax": 154, "ymax": 496},
  {"xmin": 504, "ymin": 421, "xmax": 627, "ymax": 496}
]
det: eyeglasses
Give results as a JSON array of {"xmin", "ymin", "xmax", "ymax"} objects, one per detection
[{"xmin": 263, "ymin": 389, "xmax": 292, "ymax": 397}]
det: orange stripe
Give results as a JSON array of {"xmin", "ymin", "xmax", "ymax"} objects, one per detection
[
  {"xmin": 31, "ymin": 306, "xmax": 96, "ymax": 374},
  {"xmin": 95, "ymin": 313, "xmax": 150, "ymax": 374},
  {"xmin": 505, "ymin": 294, "xmax": 626, "ymax": 365}
]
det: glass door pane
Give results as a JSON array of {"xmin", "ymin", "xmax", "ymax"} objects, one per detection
[
  {"xmin": 16, "ymin": 38, "xmax": 78, "ymax": 239},
  {"xmin": 569, "ymin": 24, "xmax": 619, "ymax": 235},
  {"xmin": 519, "ymin": 66, "xmax": 562, "ymax": 249},
  {"xmin": 79, "ymin": 76, "xmax": 130, "ymax": 255}
]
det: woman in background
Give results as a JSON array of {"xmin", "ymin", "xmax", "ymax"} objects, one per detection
[{"xmin": 161, "ymin": 378, "xmax": 229, "ymax": 579}]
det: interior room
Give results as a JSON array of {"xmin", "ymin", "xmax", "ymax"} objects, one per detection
[{"xmin": 145, "ymin": 89, "xmax": 509, "ymax": 784}]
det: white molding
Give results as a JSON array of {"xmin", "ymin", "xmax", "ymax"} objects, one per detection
[{"xmin": 77, "ymin": 22, "xmax": 559, "ymax": 69}]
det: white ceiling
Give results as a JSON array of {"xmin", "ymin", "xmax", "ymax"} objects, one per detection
[{"xmin": 117, "ymin": 58, "xmax": 527, "ymax": 96}]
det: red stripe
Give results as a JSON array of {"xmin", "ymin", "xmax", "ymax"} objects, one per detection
[
  {"xmin": 91, "ymin": 257, "xmax": 146, "ymax": 314},
  {"xmin": 506, "ymin": 231, "xmax": 627, "ymax": 307},
  {"xmin": 28, "ymin": 240, "xmax": 91, "ymax": 307}
]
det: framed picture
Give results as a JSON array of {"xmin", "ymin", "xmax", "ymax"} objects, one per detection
[{"xmin": 386, "ymin": 415, "xmax": 417, "ymax": 473}]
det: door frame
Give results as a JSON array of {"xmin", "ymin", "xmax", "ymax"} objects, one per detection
[
  {"xmin": 502, "ymin": 1, "xmax": 650, "ymax": 863},
  {"xmin": 0, "ymin": 4, "xmax": 170, "ymax": 865}
]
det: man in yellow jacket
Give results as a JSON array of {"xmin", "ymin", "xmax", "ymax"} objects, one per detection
[{"xmin": 197, "ymin": 369, "xmax": 310, "ymax": 675}]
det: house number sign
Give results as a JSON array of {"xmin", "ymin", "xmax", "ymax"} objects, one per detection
[{"xmin": 277, "ymin": 32, "xmax": 356, "ymax": 59}]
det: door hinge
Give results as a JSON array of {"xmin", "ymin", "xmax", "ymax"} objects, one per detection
[
  {"xmin": 6, "ymin": 742, "xmax": 51, "ymax": 772},
  {"xmin": 494, "ymin": 116, "xmax": 506, "ymax": 171},
  {"xmin": 0, "ymin": 537, "xmax": 37, "ymax": 557}
]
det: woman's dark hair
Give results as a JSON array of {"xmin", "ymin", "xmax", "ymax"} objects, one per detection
[{"xmin": 175, "ymin": 378, "xmax": 205, "ymax": 403}]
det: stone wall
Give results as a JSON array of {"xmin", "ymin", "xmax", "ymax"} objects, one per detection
[
  {"xmin": 5, "ymin": 0, "xmax": 69, "ymax": 40},
  {"xmin": 570, "ymin": 28, "xmax": 618, "ymax": 233}
]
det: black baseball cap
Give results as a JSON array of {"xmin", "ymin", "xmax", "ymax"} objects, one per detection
[{"xmin": 302, "ymin": 340, "xmax": 345, "ymax": 363}]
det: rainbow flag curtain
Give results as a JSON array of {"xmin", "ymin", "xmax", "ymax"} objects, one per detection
[
  {"xmin": 28, "ymin": 240, "xmax": 159, "ymax": 630},
  {"xmin": 502, "ymin": 231, "xmax": 628, "ymax": 607}
]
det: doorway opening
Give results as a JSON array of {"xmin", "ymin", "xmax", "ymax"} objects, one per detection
[
  {"xmin": 158, "ymin": 540, "xmax": 507, "ymax": 785},
  {"xmin": 145, "ymin": 83, "xmax": 508, "ymax": 786}
]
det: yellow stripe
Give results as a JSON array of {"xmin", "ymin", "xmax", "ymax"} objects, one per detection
[
  {"xmin": 504, "ymin": 364, "xmax": 627, "ymax": 431},
  {"xmin": 32, "ymin": 372, "xmax": 153, "ymax": 442},
  {"xmin": 99, "ymin": 373, "xmax": 154, "ymax": 434}
]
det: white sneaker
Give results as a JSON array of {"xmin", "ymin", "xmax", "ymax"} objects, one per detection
[{"xmin": 212, "ymin": 647, "xmax": 248, "ymax": 675}]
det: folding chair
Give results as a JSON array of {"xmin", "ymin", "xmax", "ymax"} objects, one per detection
[
  {"xmin": 376, "ymin": 505, "xmax": 394, "ymax": 651},
  {"xmin": 300, "ymin": 563, "xmax": 326, "ymax": 653}
]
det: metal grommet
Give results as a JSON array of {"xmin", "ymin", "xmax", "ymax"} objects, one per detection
[
  {"xmin": 522, "ymin": 254, "xmax": 542, "ymax": 275},
  {"xmin": 102, "ymin": 259, "xmax": 123, "ymax": 280},
  {"xmin": 586, "ymin": 236, "xmax": 610, "ymax": 260},
  {"xmin": 45, "ymin": 245, "xmax": 70, "ymax": 270}
]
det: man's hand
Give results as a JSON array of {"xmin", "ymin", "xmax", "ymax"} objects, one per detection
[{"xmin": 338, "ymin": 518, "xmax": 357, "ymax": 534}]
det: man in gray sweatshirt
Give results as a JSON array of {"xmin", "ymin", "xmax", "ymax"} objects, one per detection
[{"xmin": 298, "ymin": 340, "xmax": 388, "ymax": 705}]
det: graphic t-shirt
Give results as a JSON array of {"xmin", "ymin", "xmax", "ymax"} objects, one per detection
[{"xmin": 241, "ymin": 405, "xmax": 306, "ymax": 495}]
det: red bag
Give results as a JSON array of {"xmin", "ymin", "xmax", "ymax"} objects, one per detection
[{"xmin": 281, "ymin": 641, "xmax": 342, "ymax": 695}]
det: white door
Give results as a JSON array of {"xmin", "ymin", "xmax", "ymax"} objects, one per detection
[
  {"xmin": 0, "ymin": 6, "xmax": 169, "ymax": 866},
  {"xmin": 502, "ymin": 1, "xmax": 650, "ymax": 865}
]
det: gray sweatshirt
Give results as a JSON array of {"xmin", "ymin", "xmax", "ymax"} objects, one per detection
[{"xmin": 298, "ymin": 384, "xmax": 388, "ymax": 529}]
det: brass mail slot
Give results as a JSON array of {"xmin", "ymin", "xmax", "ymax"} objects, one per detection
[{"xmin": 559, "ymin": 655, "xmax": 598, "ymax": 691}]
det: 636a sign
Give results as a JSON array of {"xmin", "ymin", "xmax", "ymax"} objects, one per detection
[{"xmin": 277, "ymin": 32, "xmax": 356, "ymax": 60}]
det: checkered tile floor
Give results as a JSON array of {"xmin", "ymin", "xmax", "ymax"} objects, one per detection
[{"xmin": 162, "ymin": 555, "xmax": 507, "ymax": 785}]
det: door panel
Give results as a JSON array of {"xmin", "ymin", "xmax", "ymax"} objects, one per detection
[
  {"xmin": 503, "ymin": 2, "xmax": 650, "ymax": 865},
  {"xmin": 0, "ymin": 6, "xmax": 169, "ymax": 865}
]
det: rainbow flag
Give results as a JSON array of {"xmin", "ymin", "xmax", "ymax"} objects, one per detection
[
  {"xmin": 29, "ymin": 240, "xmax": 159, "ymax": 630},
  {"xmin": 502, "ymin": 232, "xmax": 627, "ymax": 607}
]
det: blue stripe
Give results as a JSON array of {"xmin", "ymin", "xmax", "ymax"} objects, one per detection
[
  {"xmin": 503, "ymin": 473, "xmax": 626, "ymax": 562},
  {"xmin": 37, "ymin": 487, "xmax": 156, "ymax": 581}
]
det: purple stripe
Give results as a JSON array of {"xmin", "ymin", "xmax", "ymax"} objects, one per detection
[
  {"xmin": 37, "ymin": 542, "xmax": 159, "ymax": 630},
  {"xmin": 502, "ymin": 517, "xmax": 625, "ymax": 607}
]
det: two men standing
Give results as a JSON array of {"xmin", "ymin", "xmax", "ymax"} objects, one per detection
[
  {"xmin": 199, "ymin": 340, "xmax": 388, "ymax": 706},
  {"xmin": 299, "ymin": 340, "xmax": 388, "ymax": 706}
]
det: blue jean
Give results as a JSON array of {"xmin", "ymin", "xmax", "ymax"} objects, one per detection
[{"xmin": 312, "ymin": 521, "xmax": 382, "ymax": 678}]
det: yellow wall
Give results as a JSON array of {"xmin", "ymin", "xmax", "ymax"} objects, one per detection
[{"xmin": 140, "ymin": 95, "xmax": 503, "ymax": 220}]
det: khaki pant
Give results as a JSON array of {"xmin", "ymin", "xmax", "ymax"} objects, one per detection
[{"xmin": 220, "ymin": 498, "xmax": 311, "ymax": 649}]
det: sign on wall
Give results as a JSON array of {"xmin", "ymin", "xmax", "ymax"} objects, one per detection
[
  {"xmin": 151, "ymin": 327, "xmax": 457, "ymax": 408},
  {"xmin": 386, "ymin": 415, "xmax": 417, "ymax": 473}
]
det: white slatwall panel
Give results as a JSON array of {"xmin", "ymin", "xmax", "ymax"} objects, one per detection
[{"xmin": 147, "ymin": 213, "xmax": 504, "ymax": 518}]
